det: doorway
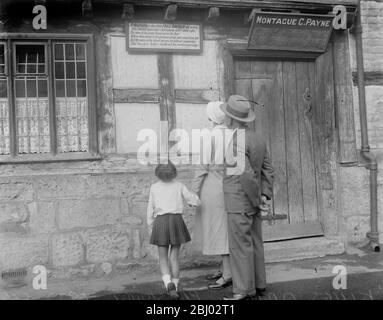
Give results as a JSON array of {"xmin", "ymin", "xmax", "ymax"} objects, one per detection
[{"xmin": 233, "ymin": 58, "xmax": 323, "ymax": 241}]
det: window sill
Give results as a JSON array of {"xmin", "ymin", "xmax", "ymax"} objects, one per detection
[{"xmin": 0, "ymin": 152, "xmax": 101, "ymax": 164}]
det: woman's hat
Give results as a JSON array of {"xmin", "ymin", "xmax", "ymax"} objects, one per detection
[
  {"xmin": 206, "ymin": 101, "xmax": 225, "ymax": 125},
  {"xmin": 220, "ymin": 95, "xmax": 255, "ymax": 123}
]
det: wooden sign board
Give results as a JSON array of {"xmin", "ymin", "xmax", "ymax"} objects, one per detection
[
  {"xmin": 126, "ymin": 21, "xmax": 202, "ymax": 53},
  {"xmin": 248, "ymin": 12, "xmax": 334, "ymax": 52}
]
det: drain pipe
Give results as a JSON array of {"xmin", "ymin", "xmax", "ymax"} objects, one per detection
[{"xmin": 354, "ymin": 2, "xmax": 380, "ymax": 252}]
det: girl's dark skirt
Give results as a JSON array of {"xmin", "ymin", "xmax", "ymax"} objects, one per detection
[{"xmin": 150, "ymin": 214, "xmax": 191, "ymax": 246}]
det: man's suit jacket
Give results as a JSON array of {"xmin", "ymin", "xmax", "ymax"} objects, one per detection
[{"xmin": 223, "ymin": 129, "xmax": 274, "ymax": 213}]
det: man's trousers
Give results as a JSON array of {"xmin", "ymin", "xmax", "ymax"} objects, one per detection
[{"xmin": 227, "ymin": 212, "xmax": 266, "ymax": 295}]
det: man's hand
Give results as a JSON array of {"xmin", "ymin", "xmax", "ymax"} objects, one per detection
[{"xmin": 259, "ymin": 195, "xmax": 271, "ymax": 213}]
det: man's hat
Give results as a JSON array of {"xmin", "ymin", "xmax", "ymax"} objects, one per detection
[{"xmin": 220, "ymin": 95, "xmax": 255, "ymax": 123}]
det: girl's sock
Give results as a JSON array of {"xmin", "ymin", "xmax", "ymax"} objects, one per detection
[
  {"xmin": 172, "ymin": 278, "xmax": 179, "ymax": 291},
  {"xmin": 162, "ymin": 274, "xmax": 171, "ymax": 288}
]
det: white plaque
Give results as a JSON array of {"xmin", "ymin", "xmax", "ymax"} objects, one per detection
[{"xmin": 127, "ymin": 21, "xmax": 202, "ymax": 53}]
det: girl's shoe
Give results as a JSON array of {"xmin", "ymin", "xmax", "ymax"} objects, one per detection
[{"xmin": 167, "ymin": 282, "xmax": 179, "ymax": 300}]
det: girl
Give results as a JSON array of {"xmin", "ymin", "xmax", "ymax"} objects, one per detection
[{"xmin": 147, "ymin": 161, "xmax": 201, "ymax": 299}]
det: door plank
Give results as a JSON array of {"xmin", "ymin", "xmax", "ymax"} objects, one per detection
[
  {"xmin": 263, "ymin": 221, "xmax": 324, "ymax": 242},
  {"xmin": 251, "ymin": 78, "xmax": 272, "ymax": 147},
  {"xmin": 268, "ymin": 61, "xmax": 288, "ymax": 223},
  {"xmin": 234, "ymin": 59, "xmax": 252, "ymax": 79},
  {"xmin": 283, "ymin": 61, "xmax": 304, "ymax": 224},
  {"xmin": 309, "ymin": 61, "xmax": 323, "ymax": 223},
  {"xmin": 295, "ymin": 62, "xmax": 318, "ymax": 223}
]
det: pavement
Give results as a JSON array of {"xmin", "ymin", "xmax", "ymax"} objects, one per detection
[
  {"xmin": 55, "ymin": 245, "xmax": 383, "ymax": 300},
  {"xmin": 88, "ymin": 245, "xmax": 383, "ymax": 300},
  {"xmin": 1, "ymin": 244, "xmax": 383, "ymax": 300}
]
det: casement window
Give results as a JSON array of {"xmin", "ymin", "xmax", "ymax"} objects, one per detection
[{"xmin": 0, "ymin": 34, "xmax": 97, "ymax": 162}]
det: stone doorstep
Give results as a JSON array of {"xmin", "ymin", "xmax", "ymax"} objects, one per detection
[
  {"xmin": 264, "ymin": 236, "xmax": 346, "ymax": 263},
  {"xmin": 0, "ymin": 236, "xmax": 347, "ymax": 300}
]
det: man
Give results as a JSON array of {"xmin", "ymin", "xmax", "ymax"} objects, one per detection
[{"xmin": 220, "ymin": 95, "xmax": 274, "ymax": 300}]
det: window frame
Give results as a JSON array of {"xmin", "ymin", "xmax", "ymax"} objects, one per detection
[{"xmin": 0, "ymin": 33, "xmax": 99, "ymax": 164}]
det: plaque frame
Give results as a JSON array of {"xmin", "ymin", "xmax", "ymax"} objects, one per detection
[
  {"xmin": 125, "ymin": 20, "xmax": 203, "ymax": 54},
  {"xmin": 247, "ymin": 12, "xmax": 335, "ymax": 53}
]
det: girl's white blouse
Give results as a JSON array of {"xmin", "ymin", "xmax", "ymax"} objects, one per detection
[{"xmin": 147, "ymin": 180, "xmax": 201, "ymax": 225}]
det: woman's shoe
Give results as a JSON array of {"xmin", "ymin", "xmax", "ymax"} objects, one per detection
[
  {"xmin": 205, "ymin": 271, "xmax": 223, "ymax": 281},
  {"xmin": 167, "ymin": 282, "xmax": 179, "ymax": 300},
  {"xmin": 208, "ymin": 277, "xmax": 233, "ymax": 290},
  {"xmin": 223, "ymin": 293, "xmax": 250, "ymax": 301}
]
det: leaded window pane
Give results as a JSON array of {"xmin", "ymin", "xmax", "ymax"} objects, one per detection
[{"xmin": 54, "ymin": 42, "xmax": 88, "ymax": 153}]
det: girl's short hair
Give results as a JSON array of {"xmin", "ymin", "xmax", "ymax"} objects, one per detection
[{"xmin": 155, "ymin": 161, "xmax": 177, "ymax": 182}]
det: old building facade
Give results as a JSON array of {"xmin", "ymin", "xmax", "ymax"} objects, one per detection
[{"xmin": 0, "ymin": 0, "xmax": 381, "ymax": 283}]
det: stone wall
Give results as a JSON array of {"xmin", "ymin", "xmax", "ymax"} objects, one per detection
[
  {"xmin": 345, "ymin": 0, "xmax": 383, "ymax": 244},
  {"xmin": 0, "ymin": 161, "xmax": 213, "ymax": 277}
]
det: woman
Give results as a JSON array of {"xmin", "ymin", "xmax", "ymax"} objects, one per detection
[{"xmin": 192, "ymin": 101, "xmax": 232, "ymax": 289}]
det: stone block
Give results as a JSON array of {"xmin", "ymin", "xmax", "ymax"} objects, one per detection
[
  {"xmin": 0, "ymin": 234, "xmax": 49, "ymax": 270},
  {"xmin": 130, "ymin": 201, "xmax": 147, "ymax": 220},
  {"xmin": 82, "ymin": 226, "xmax": 130, "ymax": 263},
  {"xmin": 340, "ymin": 167, "xmax": 370, "ymax": 217},
  {"xmin": 0, "ymin": 179, "xmax": 33, "ymax": 201},
  {"xmin": 123, "ymin": 216, "xmax": 143, "ymax": 226},
  {"xmin": 346, "ymin": 216, "xmax": 370, "ymax": 243},
  {"xmin": 28, "ymin": 202, "xmax": 56, "ymax": 234},
  {"xmin": 34, "ymin": 175, "xmax": 87, "ymax": 200},
  {"xmin": 85, "ymin": 174, "xmax": 132, "ymax": 198},
  {"xmin": 0, "ymin": 202, "xmax": 29, "ymax": 233},
  {"xmin": 57, "ymin": 199, "xmax": 121, "ymax": 230},
  {"xmin": 52, "ymin": 232, "xmax": 84, "ymax": 267},
  {"xmin": 120, "ymin": 197, "xmax": 131, "ymax": 216}
]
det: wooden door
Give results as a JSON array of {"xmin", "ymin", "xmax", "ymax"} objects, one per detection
[{"xmin": 234, "ymin": 59, "xmax": 323, "ymax": 241}]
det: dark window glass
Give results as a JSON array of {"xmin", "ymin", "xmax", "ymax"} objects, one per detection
[
  {"xmin": 0, "ymin": 66, "xmax": 5, "ymax": 74},
  {"xmin": 76, "ymin": 62, "xmax": 86, "ymax": 79},
  {"xmin": 26, "ymin": 79, "xmax": 37, "ymax": 97},
  {"xmin": 38, "ymin": 79, "xmax": 48, "ymax": 97},
  {"xmin": 0, "ymin": 79, "xmax": 7, "ymax": 98},
  {"xmin": 66, "ymin": 80, "xmax": 76, "ymax": 97},
  {"xmin": 55, "ymin": 80, "xmax": 65, "ymax": 97},
  {"xmin": 55, "ymin": 62, "xmax": 64, "ymax": 79},
  {"xmin": 0, "ymin": 45, "xmax": 4, "ymax": 65},
  {"xmin": 77, "ymin": 80, "xmax": 86, "ymax": 97},
  {"xmin": 18, "ymin": 65, "xmax": 26, "ymax": 73},
  {"xmin": 15, "ymin": 45, "xmax": 45, "ymax": 74},
  {"xmin": 27, "ymin": 64, "xmax": 37, "ymax": 74},
  {"xmin": 66, "ymin": 62, "xmax": 75, "ymax": 79},
  {"xmin": 65, "ymin": 44, "xmax": 75, "ymax": 60},
  {"xmin": 15, "ymin": 79, "xmax": 25, "ymax": 97},
  {"xmin": 38, "ymin": 65, "xmax": 45, "ymax": 73},
  {"xmin": 54, "ymin": 44, "xmax": 64, "ymax": 60},
  {"xmin": 75, "ymin": 44, "xmax": 85, "ymax": 60}
]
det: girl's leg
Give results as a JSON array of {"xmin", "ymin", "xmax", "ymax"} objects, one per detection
[
  {"xmin": 169, "ymin": 245, "xmax": 181, "ymax": 290},
  {"xmin": 158, "ymin": 245, "xmax": 171, "ymax": 288}
]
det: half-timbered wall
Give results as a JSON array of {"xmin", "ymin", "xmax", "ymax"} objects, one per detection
[{"xmin": 0, "ymin": 0, "xmax": 381, "ymax": 286}]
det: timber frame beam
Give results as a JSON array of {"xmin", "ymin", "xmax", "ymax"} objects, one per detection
[{"xmin": 93, "ymin": 0, "xmax": 358, "ymax": 13}]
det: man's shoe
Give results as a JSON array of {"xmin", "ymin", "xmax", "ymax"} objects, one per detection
[
  {"xmin": 223, "ymin": 293, "xmax": 250, "ymax": 301},
  {"xmin": 205, "ymin": 271, "xmax": 223, "ymax": 281},
  {"xmin": 167, "ymin": 282, "xmax": 179, "ymax": 300},
  {"xmin": 208, "ymin": 277, "xmax": 232, "ymax": 290}
]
